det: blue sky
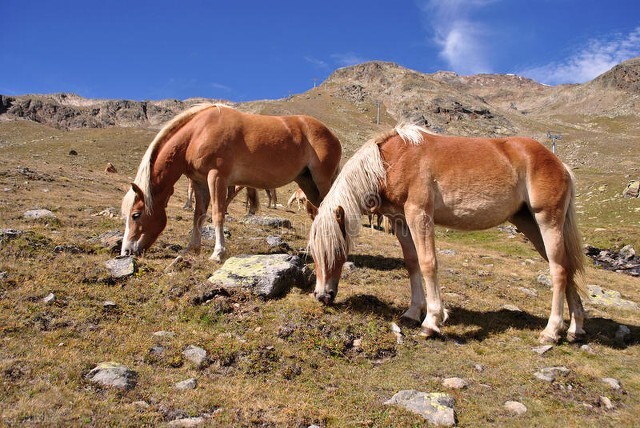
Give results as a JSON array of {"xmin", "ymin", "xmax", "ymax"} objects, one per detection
[{"xmin": 2, "ymin": 1, "xmax": 639, "ymax": 101}]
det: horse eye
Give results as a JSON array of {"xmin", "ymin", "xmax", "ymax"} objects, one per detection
[{"xmin": 132, "ymin": 212, "xmax": 142, "ymax": 220}]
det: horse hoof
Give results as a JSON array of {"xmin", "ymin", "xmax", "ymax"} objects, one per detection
[
  {"xmin": 566, "ymin": 331, "xmax": 586, "ymax": 343},
  {"xmin": 419, "ymin": 327, "xmax": 441, "ymax": 339},
  {"xmin": 538, "ymin": 332, "xmax": 560, "ymax": 344},
  {"xmin": 399, "ymin": 315, "xmax": 421, "ymax": 328}
]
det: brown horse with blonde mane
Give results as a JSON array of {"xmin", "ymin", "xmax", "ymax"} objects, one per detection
[
  {"xmin": 308, "ymin": 124, "xmax": 586, "ymax": 344},
  {"xmin": 121, "ymin": 104, "xmax": 341, "ymax": 261}
]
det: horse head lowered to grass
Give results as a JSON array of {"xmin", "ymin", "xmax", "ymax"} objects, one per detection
[
  {"xmin": 121, "ymin": 104, "xmax": 341, "ymax": 261},
  {"xmin": 308, "ymin": 124, "xmax": 586, "ymax": 344}
]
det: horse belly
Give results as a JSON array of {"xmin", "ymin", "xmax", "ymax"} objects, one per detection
[{"xmin": 433, "ymin": 187, "xmax": 523, "ymax": 230}]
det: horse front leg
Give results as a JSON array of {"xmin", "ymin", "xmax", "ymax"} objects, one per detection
[
  {"xmin": 208, "ymin": 171, "xmax": 228, "ymax": 262},
  {"xmin": 394, "ymin": 217, "xmax": 426, "ymax": 326},
  {"xmin": 186, "ymin": 181, "xmax": 210, "ymax": 254},
  {"xmin": 405, "ymin": 206, "xmax": 447, "ymax": 338}
]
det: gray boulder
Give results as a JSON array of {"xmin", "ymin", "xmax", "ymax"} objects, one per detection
[
  {"xmin": 587, "ymin": 285, "xmax": 638, "ymax": 310},
  {"xmin": 85, "ymin": 362, "xmax": 137, "ymax": 390},
  {"xmin": 183, "ymin": 345, "xmax": 208, "ymax": 368},
  {"xmin": 207, "ymin": 254, "xmax": 312, "ymax": 298},
  {"xmin": 23, "ymin": 209, "xmax": 57, "ymax": 220},
  {"xmin": 385, "ymin": 390, "xmax": 455, "ymax": 426},
  {"xmin": 240, "ymin": 215, "xmax": 292, "ymax": 229}
]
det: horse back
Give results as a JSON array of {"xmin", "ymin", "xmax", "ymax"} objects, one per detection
[{"xmin": 380, "ymin": 133, "xmax": 568, "ymax": 229}]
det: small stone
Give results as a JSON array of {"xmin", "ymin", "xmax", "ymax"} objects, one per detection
[
  {"xmin": 149, "ymin": 345, "xmax": 165, "ymax": 355},
  {"xmin": 534, "ymin": 366, "xmax": 570, "ymax": 382},
  {"xmin": 599, "ymin": 396, "xmax": 615, "ymax": 410},
  {"xmin": 503, "ymin": 304, "xmax": 521, "ymax": 312},
  {"xmin": 352, "ymin": 338, "xmax": 363, "ymax": 349},
  {"xmin": 167, "ymin": 417, "xmax": 205, "ymax": 427},
  {"xmin": 619, "ymin": 244, "xmax": 636, "ymax": 260},
  {"xmin": 504, "ymin": 400, "xmax": 527, "ymax": 415},
  {"xmin": 438, "ymin": 249, "xmax": 456, "ymax": 256},
  {"xmin": 580, "ymin": 344, "xmax": 595, "ymax": 354},
  {"xmin": 474, "ymin": 364, "xmax": 484, "ymax": 372},
  {"xmin": 175, "ymin": 378, "xmax": 197, "ymax": 390},
  {"xmin": 132, "ymin": 401, "xmax": 150, "ymax": 409},
  {"xmin": 536, "ymin": 274, "xmax": 552, "ymax": 287},
  {"xmin": 43, "ymin": 293, "xmax": 56, "ymax": 304},
  {"xmin": 531, "ymin": 345, "xmax": 553, "ymax": 355},
  {"xmin": 103, "ymin": 301, "xmax": 117, "ymax": 308},
  {"xmin": 615, "ymin": 324, "xmax": 631, "ymax": 343},
  {"xmin": 183, "ymin": 345, "xmax": 208, "ymax": 368},
  {"xmin": 601, "ymin": 377, "xmax": 621, "ymax": 390},
  {"xmin": 442, "ymin": 377, "xmax": 468, "ymax": 389},
  {"xmin": 266, "ymin": 235, "xmax": 291, "ymax": 250},
  {"xmin": 153, "ymin": 330, "xmax": 176, "ymax": 339},
  {"xmin": 517, "ymin": 286, "xmax": 538, "ymax": 297},
  {"xmin": 85, "ymin": 362, "xmax": 137, "ymax": 390}
]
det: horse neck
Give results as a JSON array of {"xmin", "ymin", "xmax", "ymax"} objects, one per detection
[{"xmin": 149, "ymin": 136, "xmax": 188, "ymax": 209}]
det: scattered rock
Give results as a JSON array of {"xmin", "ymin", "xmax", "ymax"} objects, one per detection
[
  {"xmin": 103, "ymin": 301, "xmax": 117, "ymax": 309},
  {"xmin": 240, "ymin": 215, "xmax": 292, "ymax": 229},
  {"xmin": 599, "ymin": 396, "xmax": 615, "ymax": 410},
  {"xmin": 474, "ymin": 364, "xmax": 484, "ymax": 372},
  {"xmin": 167, "ymin": 417, "xmax": 206, "ymax": 427},
  {"xmin": 341, "ymin": 261, "xmax": 357, "ymax": 277},
  {"xmin": 622, "ymin": 180, "xmax": 639, "ymax": 198},
  {"xmin": 587, "ymin": 285, "xmax": 638, "ymax": 309},
  {"xmin": 89, "ymin": 230, "xmax": 123, "ymax": 253},
  {"xmin": 534, "ymin": 366, "xmax": 570, "ymax": 382},
  {"xmin": 503, "ymin": 304, "xmax": 521, "ymax": 312},
  {"xmin": 504, "ymin": 400, "xmax": 527, "ymax": 416},
  {"xmin": 615, "ymin": 324, "xmax": 631, "ymax": 343},
  {"xmin": 104, "ymin": 255, "xmax": 136, "ymax": 279},
  {"xmin": 23, "ymin": 209, "xmax": 57, "ymax": 221},
  {"xmin": 91, "ymin": 208, "xmax": 119, "ymax": 219},
  {"xmin": 153, "ymin": 330, "xmax": 176, "ymax": 339},
  {"xmin": 601, "ymin": 377, "xmax": 621, "ymax": 390},
  {"xmin": 183, "ymin": 345, "xmax": 208, "ymax": 368},
  {"xmin": 175, "ymin": 378, "xmax": 197, "ymax": 390},
  {"xmin": 390, "ymin": 322, "xmax": 403, "ymax": 344},
  {"xmin": 0, "ymin": 229, "xmax": 23, "ymax": 243},
  {"xmin": 54, "ymin": 244, "xmax": 83, "ymax": 254},
  {"xmin": 437, "ymin": 249, "xmax": 456, "ymax": 256},
  {"xmin": 207, "ymin": 254, "xmax": 312, "ymax": 298},
  {"xmin": 585, "ymin": 245, "xmax": 640, "ymax": 277},
  {"xmin": 517, "ymin": 286, "xmax": 538, "ymax": 297},
  {"xmin": 42, "ymin": 293, "xmax": 56, "ymax": 304},
  {"xmin": 85, "ymin": 362, "xmax": 137, "ymax": 390},
  {"xmin": 265, "ymin": 235, "xmax": 291, "ymax": 251},
  {"xmin": 442, "ymin": 377, "xmax": 468, "ymax": 389},
  {"xmin": 385, "ymin": 390, "xmax": 455, "ymax": 426},
  {"xmin": 531, "ymin": 345, "xmax": 553, "ymax": 355},
  {"xmin": 580, "ymin": 344, "xmax": 595, "ymax": 354},
  {"xmin": 536, "ymin": 274, "xmax": 552, "ymax": 287},
  {"xmin": 68, "ymin": 149, "xmax": 78, "ymax": 156}
]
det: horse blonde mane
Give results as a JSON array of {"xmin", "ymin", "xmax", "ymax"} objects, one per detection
[
  {"xmin": 121, "ymin": 103, "xmax": 227, "ymax": 216},
  {"xmin": 308, "ymin": 123, "xmax": 426, "ymax": 269}
]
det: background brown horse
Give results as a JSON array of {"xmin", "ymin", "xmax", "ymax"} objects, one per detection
[
  {"xmin": 121, "ymin": 104, "xmax": 341, "ymax": 261},
  {"xmin": 309, "ymin": 124, "xmax": 586, "ymax": 344}
]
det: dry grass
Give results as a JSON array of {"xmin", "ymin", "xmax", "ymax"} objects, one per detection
[{"xmin": 1, "ymin": 120, "xmax": 639, "ymax": 427}]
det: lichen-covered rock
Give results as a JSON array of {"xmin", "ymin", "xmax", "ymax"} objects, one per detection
[
  {"xmin": 104, "ymin": 256, "xmax": 136, "ymax": 279},
  {"xmin": 207, "ymin": 254, "xmax": 312, "ymax": 298},
  {"xmin": 385, "ymin": 390, "xmax": 455, "ymax": 426},
  {"xmin": 587, "ymin": 285, "xmax": 638, "ymax": 309},
  {"xmin": 239, "ymin": 215, "xmax": 292, "ymax": 229}
]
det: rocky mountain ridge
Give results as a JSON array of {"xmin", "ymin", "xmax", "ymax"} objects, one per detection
[{"xmin": 1, "ymin": 57, "xmax": 639, "ymax": 136}]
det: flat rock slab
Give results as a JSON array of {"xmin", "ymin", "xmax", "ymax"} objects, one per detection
[
  {"xmin": 587, "ymin": 285, "xmax": 638, "ymax": 309},
  {"xmin": 534, "ymin": 366, "xmax": 570, "ymax": 383},
  {"xmin": 385, "ymin": 390, "xmax": 455, "ymax": 426},
  {"xmin": 207, "ymin": 254, "xmax": 311, "ymax": 298},
  {"xmin": 0, "ymin": 229, "xmax": 23, "ymax": 242},
  {"xmin": 85, "ymin": 362, "xmax": 137, "ymax": 390},
  {"xmin": 104, "ymin": 256, "xmax": 136, "ymax": 279},
  {"xmin": 240, "ymin": 215, "xmax": 292, "ymax": 229}
]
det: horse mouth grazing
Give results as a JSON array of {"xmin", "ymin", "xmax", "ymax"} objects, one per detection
[{"xmin": 314, "ymin": 290, "xmax": 335, "ymax": 305}]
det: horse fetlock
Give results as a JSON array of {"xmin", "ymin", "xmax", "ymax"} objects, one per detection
[
  {"xmin": 401, "ymin": 307, "xmax": 423, "ymax": 325},
  {"xmin": 419, "ymin": 325, "xmax": 442, "ymax": 339},
  {"xmin": 538, "ymin": 329, "xmax": 561, "ymax": 344},
  {"xmin": 209, "ymin": 247, "xmax": 227, "ymax": 263},
  {"xmin": 566, "ymin": 328, "xmax": 586, "ymax": 343}
]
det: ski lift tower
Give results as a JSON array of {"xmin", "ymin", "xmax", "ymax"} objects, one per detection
[{"xmin": 547, "ymin": 131, "xmax": 561, "ymax": 154}]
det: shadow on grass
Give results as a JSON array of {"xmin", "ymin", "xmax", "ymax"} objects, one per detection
[
  {"xmin": 348, "ymin": 254, "xmax": 405, "ymax": 271},
  {"xmin": 336, "ymin": 296, "xmax": 639, "ymax": 349}
]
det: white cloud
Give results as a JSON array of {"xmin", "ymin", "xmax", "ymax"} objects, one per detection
[
  {"xmin": 330, "ymin": 52, "xmax": 369, "ymax": 67},
  {"xmin": 304, "ymin": 56, "xmax": 328, "ymax": 69},
  {"xmin": 521, "ymin": 27, "xmax": 640, "ymax": 85},
  {"xmin": 420, "ymin": 0, "xmax": 497, "ymax": 74}
]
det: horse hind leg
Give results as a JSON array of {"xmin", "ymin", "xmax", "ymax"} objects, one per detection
[{"xmin": 207, "ymin": 170, "xmax": 228, "ymax": 262}]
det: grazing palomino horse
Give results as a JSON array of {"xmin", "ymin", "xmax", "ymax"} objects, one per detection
[
  {"xmin": 121, "ymin": 103, "xmax": 342, "ymax": 261},
  {"xmin": 308, "ymin": 124, "xmax": 586, "ymax": 344},
  {"xmin": 287, "ymin": 188, "xmax": 307, "ymax": 210}
]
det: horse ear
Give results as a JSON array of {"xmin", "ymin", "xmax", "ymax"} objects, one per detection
[
  {"xmin": 130, "ymin": 182, "xmax": 145, "ymax": 202},
  {"xmin": 334, "ymin": 205, "xmax": 346, "ymax": 237}
]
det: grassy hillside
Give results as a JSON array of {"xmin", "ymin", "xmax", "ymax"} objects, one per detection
[{"xmin": 1, "ymin": 117, "xmax": 638, "ymax": 426}]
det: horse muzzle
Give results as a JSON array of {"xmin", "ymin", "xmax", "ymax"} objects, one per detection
[{"xmin": 314, "ymin": 289, "xmax": 336, "ymax": 305}]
